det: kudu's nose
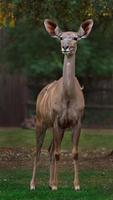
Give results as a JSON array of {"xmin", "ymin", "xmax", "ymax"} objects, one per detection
[
  {"xmin": 62, "ymin": 46, "xmax": 70, "ymax": 53},
  {"xmin": 63, "ymin": 46, "xmax": 69, "ymax": 51}
]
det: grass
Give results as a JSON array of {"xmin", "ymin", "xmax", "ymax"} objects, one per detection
[
  {"xmin": 0, "ymin": 128, "xmax": 113, "ymax": 150},
  {"xmin": 0, "ymin": 169, "xmax": 113, "ymax": 200},
  {"xmin": 0, "ymin": 128, "xmax": 113, "ymax": 199}
]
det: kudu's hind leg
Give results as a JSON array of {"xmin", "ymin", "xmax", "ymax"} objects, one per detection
[
  {"xmin": 48, "ymin": 142, "xmax": 57, "ymax": 190},
  {"xmin": 30, "ymin": 120, "xmax": 46, "ymax": 190},
  {"xmin": 48, "ymin": 124, "xmax": 64, "ymax": 190},
  {"xmin": 72, "ymin": 121, "xmax": 81, "ymax": 191}
]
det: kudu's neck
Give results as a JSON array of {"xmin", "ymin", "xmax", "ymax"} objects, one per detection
[{"xmin": 63, "ymin": 53, "xmax": 76, "ymax": 97}]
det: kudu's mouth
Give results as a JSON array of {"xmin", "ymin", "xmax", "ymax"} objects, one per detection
[
  {"xmin": 62, "ymin": 50, "xmax": 70, "ymax": 55},
  {"xmin": 61, "ymin": 47, "xmax": 75, "ymax": 55}
]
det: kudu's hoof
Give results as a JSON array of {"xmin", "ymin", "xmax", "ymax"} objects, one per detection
[
  {"xmin": 30, "ymin": 182, "xmax": 36, "ymax": 190},
  {"xmin": 49, "ymin": 185, "xmax": 58, "ymax": 191},
  {"xmin": 74, "ymin": 185, "xmax": 80, "ymax": 191},
  {"xmin": 51, "ymin": 186, "xmax": 58, "ymax": 191}
]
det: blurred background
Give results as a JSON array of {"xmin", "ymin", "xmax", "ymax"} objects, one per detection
[{"xmin": 0, "ymin": 0, "xmax": 113, "ymax": 128}]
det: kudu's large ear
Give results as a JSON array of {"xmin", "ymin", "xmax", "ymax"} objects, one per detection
[
  {"xmin": 44, "ymin": 19, "xmax": 61, "ymax": 38},
  {"xmin": 78, "ymin": 19, "xmax": 93, "ymax": 39}
]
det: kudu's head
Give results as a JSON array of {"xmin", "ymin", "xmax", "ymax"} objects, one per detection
[{"xmin": 44, "ymin": 19, "xmax": 93, "ymax": 57}]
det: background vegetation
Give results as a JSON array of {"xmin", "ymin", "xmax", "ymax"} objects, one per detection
[{"xmin": 0, "ymin": 0, "xmax": 113, "ymax": 79}]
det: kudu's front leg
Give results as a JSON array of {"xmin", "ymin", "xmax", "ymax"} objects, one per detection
[
  {"xmin": 72, "ymin": 121, "xmax": 81, "ymax": 191},
  {"xmin": 30, "ymin": 119, "xmax": 46, "ymax": 190},
  {"xmin": 49, "ymin": 122, "xmax": 64, "ymax": 190}
]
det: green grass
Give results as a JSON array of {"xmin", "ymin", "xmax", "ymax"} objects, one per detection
[
  {"xmin": 0, "ymin": 128, "xmax": 113, "ymax": 199},
  {"xmin": 0, "ymin": 128, "xmax": 35, "ymax": 148},
  {"xmin": 0, "ymin": 128, "xmax": 113, "ymax": 150},
  {"xmin": 0, "ymin": 168, "xmax": 113, "ymax": 200}
]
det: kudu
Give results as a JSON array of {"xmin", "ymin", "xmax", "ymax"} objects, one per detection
[{"xmin": 30, "ymin": 19, "xmax": 93, "ymax": 191}]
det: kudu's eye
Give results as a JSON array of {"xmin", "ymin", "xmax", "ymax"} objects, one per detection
[{"xmin": 73, "ymin": 37, "xmax": 78, "ymax": 40}]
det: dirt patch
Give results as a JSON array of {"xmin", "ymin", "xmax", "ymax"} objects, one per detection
[{"xmin": 0, "ymin": 147, "xmax": 113, "ymax": 171}]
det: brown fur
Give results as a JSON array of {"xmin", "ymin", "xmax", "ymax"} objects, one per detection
[
  {"xmin": 30, "ymin": 18, "xmax": 93, "ymax": 191},
  {"xmin": 36, "ymin": 77, "xmax": 84, "ymax": 128}
]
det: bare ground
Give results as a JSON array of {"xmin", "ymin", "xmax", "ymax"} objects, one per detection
[{"xmin": 0, "ymin": 147, "xmax": 113, "ymax": 171}]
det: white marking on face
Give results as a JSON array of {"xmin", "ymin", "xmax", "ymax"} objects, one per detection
[
  {"xmin": 62, "ymin": 47, "xmax": 64, "ymax": 52},
  {"xmin": 61, "ymin": 47, "xmax": 70, "ymax": 52}
]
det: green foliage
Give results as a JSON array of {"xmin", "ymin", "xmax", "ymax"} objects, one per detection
[
  {"xmin": 0, "ymin": 18, "xmax": 62, "ymax": 78},
  {"xmin": 0, "ymin": 0, "xmax": 113, "ymax": 78}
]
